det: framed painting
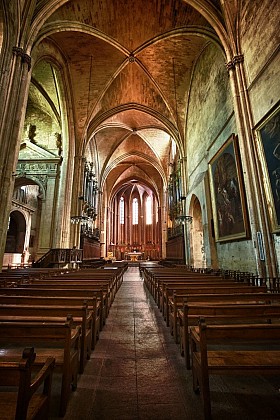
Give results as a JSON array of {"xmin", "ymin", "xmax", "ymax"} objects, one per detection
[
  {"xmin": 255, "ymin": 105, "xmax": 280, "ymax": 232},
  {"xmin": 209, "ymin": 134, "xmax": 249, "ymax": 242}
]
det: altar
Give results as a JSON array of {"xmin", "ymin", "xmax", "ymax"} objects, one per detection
[{"xmin": 126, "ymin": 252, "xmax": 143, "ymax": 261}]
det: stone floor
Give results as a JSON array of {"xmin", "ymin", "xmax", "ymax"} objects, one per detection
[{"xmin": 50, "ymin": 266, "xmax": 280, "ymax": 420}]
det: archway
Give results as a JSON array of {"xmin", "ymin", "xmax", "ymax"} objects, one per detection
[
  {"xmin": 108, "ymin": 180, "xmax": 161, "ymax": 262},
  {"xmin": 190, "ymin": 196, "xmax": 205, "ymax": 269},
  {"xmin": 5, "ymin": 211, "xmax": 26, "ymax": 253},
  {"xmin": 4, "ymin": 211, "xmax": 26, "ymax": 267}
]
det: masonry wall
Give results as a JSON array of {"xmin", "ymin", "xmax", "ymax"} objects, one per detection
[
  {"xmin": 186, "ymin": 43, "xmax": 257, "ymax": 273},
  {"xmin": 240, "ymin": 0, "xmax": 280, "ymax": 274}
]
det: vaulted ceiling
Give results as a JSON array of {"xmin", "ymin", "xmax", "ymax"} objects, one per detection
[{"xmin": 30, "ymin": 0, "xmax": 224, "ymax": 201}]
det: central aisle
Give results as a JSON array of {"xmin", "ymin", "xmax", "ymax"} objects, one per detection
[
  {"xmin": 62, "ymin": 266, "xmax": 203, "ymax": 419},
  {"xmin": 56, "ymin": 266, "xmax": 280, "ymax": 420}
]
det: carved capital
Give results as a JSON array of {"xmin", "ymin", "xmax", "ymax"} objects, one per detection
[
  {"xmin": 225, "ymin": 60, "xmax": 235, "ymax": 71},
  {"xmin": 22, "ymin": 53, "xmax": 31, "ymax": 71},
  {"xmin": 12, "ymin": 46, "xmax": 24, "ymax": 57},
  {"xmin": 226, "ymin": 54, "xmax": 244, "ymax": 72},
  {"xmin": 233, "ymin": 54, "xmax": 244, "ymax": 65},
  {"xmin": 12, "ymin": 46, "xmax": 31, "ymax": 71}
]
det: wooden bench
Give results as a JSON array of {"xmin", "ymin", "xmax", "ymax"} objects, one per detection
[
  {"xmin": 32, "ymin": 274, "xmax": 119, "ymax": 306},
  {"xmin": 0, "ymin": 316, "xmax": 81, "ymax": 417},
  {"xmin": 142, "ymin": 268, "xmax": 225, "ymax": 298},
  {"xmin": 25, "ymin": 280, "xmax": 114, "ymax": 312},
  {"xmin": 167, "ymin": 285, "xmax": 267, "ymax": 342},
  {"xmin": 41, "ymin": 284, "xmax": 110, "ymax": 327},
  {"xmin": 181, "ymin": 303, "xmax": 280, "ymax": 369},
  {"xmin": 0, "ymin": 286, "xmax": 107, "ymax": 331},
  {"xmin": 190, "ymin": 319, "xmax": 280, "ymax": 419},
  {"xmin": 0, "ymin": 302, "xmax": 92, "ymax": 374},
  {"xmin": 0, "ymin": 294, "xmax": 100, "ymax": 350},
  {"xmin": 45, "ymin": 267, "xmax": 125, "ymax": 299},
  {"xmin": 161, "ymin": 280, "xmax": 259, "ymax": 321},
  {"xmin": 154, "ymin": 275, "xmax": 227, "ymax": 305},
  {"xmin": 0, "ymin": 347, "xmax": 55, "ymax": 420},
  {"xmin": 159, "ymin": 277, "xmax": 238, "ymax": 312}
]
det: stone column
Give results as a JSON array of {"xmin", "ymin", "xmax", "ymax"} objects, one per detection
[
  {"xmin": 227, "ymin": 55, "xmax": 277, "ymax": 277},
  {"xmin": 179, "ymin": 157, "xmax": 192, "ymax": 266},
  {"xmin": 0, "ymin": 47, "xmax": 32, "ymax": 270},
  {"xmin": 160, "ymin": 190, "xmax": 167, "ymax": 259},
  {"xmin": 70, "ymin": 156, "xmax": 85, "ymax": 247},
  {"xmin": 37, "ymin": 173, "xmax": 57, "ymax": 258}
]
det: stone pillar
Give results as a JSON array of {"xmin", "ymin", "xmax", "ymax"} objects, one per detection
[
  {"xmin": 37, "ymin": 176, "xmax": 56, "ymax": 257},
  {"xmin": 179, "ymin": 157, "xmax": 192, "ymax": 266},
  {"xmin": 70, "ymin": 156, "xmax": 85, "ymax": 248},
  {"xmin": 160, "ymin": 190, "xmax": 167, "ymax": 259},
  {"xmin": 226, "ymin": 55, "xmax": 277, "ymax": 277},
  {"xmin": 0, "ymin": 47, "xmax": 32, "ymax": 270}
]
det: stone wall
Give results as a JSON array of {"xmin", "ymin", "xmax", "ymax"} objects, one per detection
[
  {"xmin": 186, "ymin": 43, "xmax": 258, "ymax": 273},
  {"xmin": 240, "ymin": 0, "xmax": 280, "ymax": 122},
  {"xmin": 240, "ymin": 0, "xmax": 280, "ymax": 274}
]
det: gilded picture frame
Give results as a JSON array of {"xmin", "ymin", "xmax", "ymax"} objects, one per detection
[
  {"xmin": 209, "ymin": 134, "xmax": 249, "ymax": 242},
  {"xmin": 255, "ymin": 105, "xmax": 280, "ymax": 232}
]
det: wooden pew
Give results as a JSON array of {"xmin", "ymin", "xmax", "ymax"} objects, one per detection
[
  {"xmin": 176, "ymin": 292, "xmax": 280, "ymax": 354},
  {"xmin": 0, "ymin": 268, "xmax": 74, "ymax": 285},
  {"xmin": 181, "ymin": 303, "xmax": 280, "ymax": 369},
  {"xmin": 0, "ymin": 347, "xmax": 55, "ymax": 420},
  {"xmin": 0, "ymin": 286, "xmax": 107, "ymax": 331},
  {"xmin": 167, "ymin": 285, "xmax": 267, "ymax": 342},
  {"xmin": 0, "ymin": 316, "xmax": 81, "ymax": 417},
  {"xmin": 23, "ymin": 283, "xmax": 110, "ymax": 327},
  {"xmin": 142, "ymin": 268, "xmax": 225, "ymax": 297},
  {"xmin": 190, "ymin": 319, "xmax": 280, "ymax": 420},
  {"xmin": 153, "ymin": 275, "xmax": 227, "ymax": 305},
  {"xmin": 25, "ymin": 280, "xmax": 114, "ymax": 311},
  {"xmin": 0, "ymin": 294, "xmax": 100, "ymax": 350},
  {"xmin": 161, "ymin": 279, "xmax": 255, "ymax": 320},
  {"xmin": 0, "ymin": 302, "xmax": 92, "ymax": 374},
  {"xmin": 158, "ymin": 277, "xmax": 238, "ymax": 317},
  {"xmin": 45, "ymin": 266, "xmax": 125, "ymax": 298}
]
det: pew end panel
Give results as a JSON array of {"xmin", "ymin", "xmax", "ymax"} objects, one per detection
[
  {"xmin": 0, "ymin": 347, "xmax": 55, "ymax": 420},
  {"xmin": 190, "ymin": 318, "xmax": 280, "ymax": 420},
  {"xmin": 0, "ymin": 317, "xmax": 81, "ymax": 417}
]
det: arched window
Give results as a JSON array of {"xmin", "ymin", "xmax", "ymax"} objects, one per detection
[
  {"xmin": 146, "ymin": 196, "xmax": 152, "ymax": 225},
  {"xmin": 120, "ymin": 197, "xmax": 124, "ymax": 224},
  {"xmin": 132, "ymin": 198, "xmax": 138, "ymax": 225}
]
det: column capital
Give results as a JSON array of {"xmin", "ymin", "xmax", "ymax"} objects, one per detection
[
  {"xmin": 233, "ymin": 54, "xmax": 244, "ymax": 65},
  {"xmin": 12, "ymin": 47, "xmax": 31, "ymax": 71},
  {"xmin": 225, "ymin": 54, "xmax": 244, "ymax": 72}
]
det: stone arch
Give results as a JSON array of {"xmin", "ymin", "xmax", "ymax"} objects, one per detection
[
  {"xmin": 5, "ymin": 210, "xmax": 26, "ymax": 254},
  {"xmin": 189, "ymin": 194, "xmax": 205, "ymax": 269},
  {"xmin": 0, "ymin": 1, "xmax": 3, "ymax": 55},
  {"xmin": 12, "ymin": 179, "xmax": 44, "ymax": 264}
]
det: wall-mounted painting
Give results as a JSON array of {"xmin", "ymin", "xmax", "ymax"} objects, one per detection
[
  {"xmin": 209, "ymin": 134, "xmax": 249, "ymax": 242},
  {"xmin": 255, "ymin": 105, "xmax": 280, "ymax": 232}
]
